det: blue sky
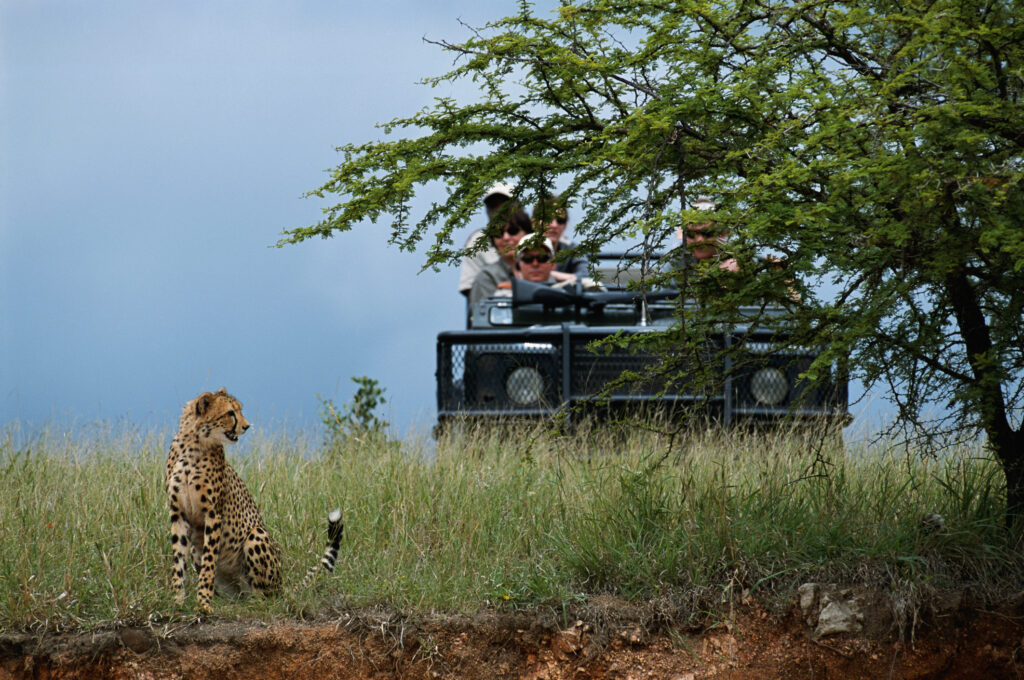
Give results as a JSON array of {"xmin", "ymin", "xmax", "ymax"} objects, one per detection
[
  {"xmin": 1, "ymin": 2, "xmax": 885, "ymax": 437},
  {"xmin": 0, "ymin": 1, "xmax": 505, "ymax": 434}
]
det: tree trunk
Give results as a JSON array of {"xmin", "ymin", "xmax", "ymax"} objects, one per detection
[
  {"xmin": 992, "ymin": 428, "xmax": 1024, "ymax": 535},
  {"xmin": 943, "ymin": 268, "xmax": 1023, "ymax": 531}
]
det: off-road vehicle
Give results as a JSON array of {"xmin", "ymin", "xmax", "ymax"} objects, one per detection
[{"xmin": 437, "ymin": 259, "xmax": 847, "ymax": 428}]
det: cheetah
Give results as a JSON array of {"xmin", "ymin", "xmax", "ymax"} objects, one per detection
[{"xmin": 165, "ymin": 388, "xmax": 343, "ymax": 612}]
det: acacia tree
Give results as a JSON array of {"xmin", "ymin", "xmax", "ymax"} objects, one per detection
[{"xmin": 282, "ymin": 1, "xmax": 1024, "ymax": 521}]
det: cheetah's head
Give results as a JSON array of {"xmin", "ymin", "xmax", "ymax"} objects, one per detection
[{"xmin": 193, "ymin": 387, "xmax": 250, "ymax": 446}]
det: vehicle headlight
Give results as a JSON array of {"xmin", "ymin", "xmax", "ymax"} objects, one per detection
[
  {"xmin": 750, "ymin": 368, "xmax": 788, "ymax": 406},
  {"xmin": 488, "ymin": 306, "xmax": 513, "ymax": 326},
  {"xmin": 506, "ymin": 367, "xmax": 545, "ymax": 405}
]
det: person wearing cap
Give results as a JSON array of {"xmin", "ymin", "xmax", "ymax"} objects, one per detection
[
  {"xmin": 533, "ymin": 193, "xmax": 590, "ymax": 281},
  {"xmin": 458, "ymin": 182, "xmax": 518, "ymax": 297},
  {"xmin": 514, "ymin": 237, "xmax": 558, "ymax": 284},
  {"xmin": 468, "ymin": 207, "xmax": 533, "ymax": 308},
  {"xmin": 675, "ymin": 197, "xmax": 797, "ymax": 301},
  {"xmin": 515, "ymin": 236, "xmax": 606, "ymax": 293},
  {"xmin": 676, "ymin": 197, "xmax": 739, "ymax": 272}
]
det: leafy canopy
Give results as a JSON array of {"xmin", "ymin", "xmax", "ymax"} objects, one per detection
[{"xmin": 283, "ymin": 0, "xmax": 1024, "ymax": 464}]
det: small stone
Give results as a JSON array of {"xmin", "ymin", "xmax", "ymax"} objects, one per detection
[
  {"xmin": 815, "ymin": 598, "xmax": 864, "ymax": 637},
  {"xmin": 798, "ymin": 583, "xmax": 820, "ymax": 623}
]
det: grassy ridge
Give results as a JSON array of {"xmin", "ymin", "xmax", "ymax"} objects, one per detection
[{"xmin": 1, "ymin": 422, "xmax": 1020, "ymax": 632}]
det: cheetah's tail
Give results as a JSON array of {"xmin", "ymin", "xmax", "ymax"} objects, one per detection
[{"xmin": 299, "ymin": 508, "xmax": 344, "ymax": 588}]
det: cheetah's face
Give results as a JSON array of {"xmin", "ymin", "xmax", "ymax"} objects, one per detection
[{"xmin": 194, "ymin": 389, "xmax": 250, "ymax": 446}]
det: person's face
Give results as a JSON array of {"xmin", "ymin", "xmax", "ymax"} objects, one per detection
[
  {"xmin": 493, "ymin": 222, "xmax": 526, "ymax": 260},
  {"xmin": 542, "ymin": 213, "xmax": 568, "ymax": 242},
  {"xmin": 684, "ymin": 221, "xmax": 724, "ymax": 260},
  {"xmin": 517, "ymin": 249, "xmax": 555, "ymax": 282}
]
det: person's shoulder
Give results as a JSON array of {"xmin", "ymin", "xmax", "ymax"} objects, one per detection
[
  {"xmin": 485, "ymin": 259, "xmax": 512, "ymax": 275},
  {"xmin": 477, "ymin": 259, "xmax": 505, "ymax": 280},
  {"xmin": 461, "ymin": 230, "xmax": 500, "ymax": 269},
  {"xmin": 464, "ymin": 229, "xmax": 488, "ymax": 248}
]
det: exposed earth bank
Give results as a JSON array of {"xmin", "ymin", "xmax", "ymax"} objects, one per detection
[{"xmin": 3, "ymin": 594, "xmax": 1023, "ymax": 679}]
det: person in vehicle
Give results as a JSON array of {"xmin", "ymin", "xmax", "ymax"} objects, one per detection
[
  {"xmin": 468, "ymin": 206, "xmax": 533, "ymax": 308},
  {"xmin": 514, "ymin": 238, "xmax": 558, "ymax": 284},
  {"xmin": 676, "ymin": 196, "xmax": 798, "ymax": 301},
  {"xmin": 676, "ymin": 196, "xmax": 739, "ymax": 272},
  {"xmin": 533, "ymin": 193, "xmax": 589, "ymax": 281},
  {"xmin": 458, "ymin": 182, "xmax": 516, "ymax": 298},
  {"xmin": 516, "ymin": 236, "xmax": 606, "ymax": 294}
]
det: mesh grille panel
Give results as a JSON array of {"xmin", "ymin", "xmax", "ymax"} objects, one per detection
[
  {"xmin": 437, "ymin": 330, "xmax": 846, "ymax": 420},
  {"xmin": 569, "ymin": 341, "xmax": 667, "ymax": 396},
  {"xmin": 438, "ymin": 340, "xmax": 560, "ymax": 413}
]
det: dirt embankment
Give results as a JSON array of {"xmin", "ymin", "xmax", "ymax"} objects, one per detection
[{"xmin": 2, "ymin": 595, "xmax": 1023, "ymax": 680}]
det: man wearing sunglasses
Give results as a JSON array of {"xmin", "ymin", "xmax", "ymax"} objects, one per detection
[
  {"xmin": 514, "ymin": 238, "xmax": 558, "ymax": 284},
  {"xmin": 675, "ymin": 197, "xmax": 798, "ymax": 302},
  {"xmin": 676, "ymin": 197, "xmax": 739, "ymax": 272}
]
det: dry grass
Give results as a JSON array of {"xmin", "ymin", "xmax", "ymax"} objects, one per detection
[{"xmin": 1, "ymin": 419, "xmax": 1019, "ymax": 632}]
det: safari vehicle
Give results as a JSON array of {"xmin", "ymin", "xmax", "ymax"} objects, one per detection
[{"xmin": 436, "ymin": 259, "xmax": 848, "ymax": 428}]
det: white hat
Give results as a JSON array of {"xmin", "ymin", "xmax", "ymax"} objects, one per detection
[
  {"xmin": 484, "ymin": 182, "xmax": 516, "ymax": 201},
  {"xmin": 692, "ymin": 196, "xmax": 716, "ymax": 211},
  {"xmin": 516, "ymin": 237, "xmax": 555, "ymax": 258}
]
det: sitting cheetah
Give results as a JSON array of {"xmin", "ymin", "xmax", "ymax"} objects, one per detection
[{"xmin": 165, "ymin": 388, "xmax": 343, "ymax": 612}]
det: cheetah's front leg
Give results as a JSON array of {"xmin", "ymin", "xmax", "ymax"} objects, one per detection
[
  {"xmin": 168, "ymin": 508, "xmax": 191, "ymax": 605},
  {"xmin": 196, "ymin": 511, "xmax": 223, "ymax": 613}
]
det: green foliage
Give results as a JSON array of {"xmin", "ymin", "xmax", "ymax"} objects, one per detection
[
  {"xmin": 318, "ymin": 376, "xmax": 391, "ymax": 450},
  {"xmin": 284, "ymin": 0, "xmax": 1024, "ymax": 519}
]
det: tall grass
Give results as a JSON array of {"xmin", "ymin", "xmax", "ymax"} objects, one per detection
[{"xmin": 1, "ymin": 420, "xmax": 1020, "ymax": 632}]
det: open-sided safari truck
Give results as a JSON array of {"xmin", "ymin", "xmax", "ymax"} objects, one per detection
[{"xmin": 436, "ymin": 256, "xmax": 848, "ymax": 429}]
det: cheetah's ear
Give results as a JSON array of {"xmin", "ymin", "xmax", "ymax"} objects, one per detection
[
  {"xmin": 195, "ymin": 393, "xmax": 214, "ymax": 416},
  {"xmin": 216, "ymin": 387, "xmax": 228, "ymax": 395}
]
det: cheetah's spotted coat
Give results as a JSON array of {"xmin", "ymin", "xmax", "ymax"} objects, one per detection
[{"xmin": 164, "ymin": 388, "xmax": 342, "ymax": 612}]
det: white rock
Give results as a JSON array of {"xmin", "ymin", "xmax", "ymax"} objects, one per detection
[{"xmin": 814, "ymin": 595, "xmax": 864, "ymax": 637}]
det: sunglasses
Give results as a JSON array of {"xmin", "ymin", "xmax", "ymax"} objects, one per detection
[
  {"xmin": 519, "ymin": 254, "xmax": 551, "ymax": 264},
  {"xmin": 554, "ymin": 216, "xmax": 568, "ymax": 225},
  {"xmin": 684, "ymin": 228, "xmax": 719, "ymax": 239},
  {"xmin": 496, "ymin": 225, "xmax": 523, "ymax": 237}
]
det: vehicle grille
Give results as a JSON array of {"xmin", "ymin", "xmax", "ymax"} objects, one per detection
[
  {"xmin": 436, "ymin": 330, "xmax": 847, "ymax": 421},
  {"xmin": 569, "ymin": 341, "xmax": 668, "ymax": 397}
]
